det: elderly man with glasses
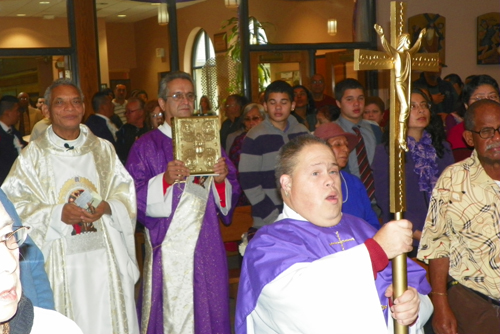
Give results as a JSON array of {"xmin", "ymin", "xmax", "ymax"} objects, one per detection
[
  {"xmin": 418, "ymin": 99, "xmax": 500, "ymax": 334},
  {"xmin": 126, "ymin": 71, "xmax": 240, "ymax": 334}
]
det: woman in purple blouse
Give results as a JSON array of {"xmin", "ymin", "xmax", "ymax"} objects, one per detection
[{"xmin": 372, "ymin": 88, "xmax": 454, "ymax": 257}]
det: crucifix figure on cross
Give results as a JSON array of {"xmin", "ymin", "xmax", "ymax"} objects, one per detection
[
  {"xmin": 374, "ymin": 24, "xmax": 426, "ymax": 151},
  {"xmin": 353, "ymin": 2, "xmax": 441, "ymax": 334}
]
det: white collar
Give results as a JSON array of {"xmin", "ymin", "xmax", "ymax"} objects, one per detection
[
  {"xmin": 95, "ymin": 113, "xmax": 110, "ymax": 121},
  {"xmin": 158, "ymin": 121, "xmax": 172, "ymax": 138},
  {"xmin": 48, "ymin": 125, "xmax": 85, "ymax": 149},
  {"xmin": 277, "ymin": 203, "xmax": 308, "ymax": 222}
]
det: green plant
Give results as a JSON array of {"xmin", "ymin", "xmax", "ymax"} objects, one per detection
[{"xmin": 221, "ymin": 16, "xmax": 272, "ymax": 94}]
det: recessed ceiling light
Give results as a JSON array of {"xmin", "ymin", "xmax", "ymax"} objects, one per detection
[
  {"xmin": 17, "ymin": 14, "xmax": 26, "ymax": 17},
  {"xmin": 39, "ymin": 1, "xmax": 50, "ymax": 4},
  {"xmin": 117, "ymin": 14, "xmax": 127, "ymax": 18}
]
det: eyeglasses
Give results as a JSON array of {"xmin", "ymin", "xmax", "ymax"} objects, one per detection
[
  {"xmin": 1, "ymin": 226, "xmax": 30, "ymax": 250},
  {"xmin": 225, "ymin": 104, "xmax": 238, "ymax": 109},
  {"xmin": 469, "ymin": 126, "xmax": 500, "ymax": 139},
  {"xmin": 244, "ymin": 116, "xmax": 262, "ymax": 122},
  {"xmin": 470, "ymin": 93, "xmax": 500, "ymax": 103},
  {"xmin": 166, "ymin": 92, "xmax": 196, "ymax": 102},
  {"xmin": 410, "ymin": 102, "xmax": 431, "ymax": 111},
  {"xmin": 151, "ymin": 112, "xmax": 164, "ymax": 119},
  {"xmin": 312, "ymin": 80, "xmax": 324, "ymax": 84}
]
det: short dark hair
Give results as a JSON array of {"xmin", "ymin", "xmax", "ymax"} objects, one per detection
[
  {"xmin": 317, "ymin": 104, "xmax": 340, "ymax": 122},
  {"xmin": 275, "ymin": 134, "xmax": 327, "ymax": 189},
  {"xmin": 464, "ymin": 99, "xmax": 500, "ymax": 131},
  {"xmin": 44, "ymin": 79, "xmax": 84, "ymax": 108},
  {"xmin": 127, "ymin": 97, "xmax": 145, "ymax": 110},
  {"xmin": 443, "ymin": 73, "xmax": 464, "ymax": 90},
  {"xmin": 132, "ymin": 90, "xmax": 148, "ymax": 100},
  {"xmin": 226, "ymin": 94, "xmax": 248, "ymax": 108},
  {"xmin": 158, "ymin": 71, "xmax": 194, "ymax": 100},
  {"xmin": 92, "ymin": 91, "xmax": 110, "ymax": 112},
  {"xmin": 0, "ymin": 95, "xmax": 19, "ymax": 117},
  {"xmin": 334, "ymin": 78, "xmax": 364, "ymax": 101},
  {"xmin": 101, "ymin": 88, "xmax": 114, "ymax": 99},
  {"xmin": 462, "ymin": 75, "xmax": 499, "ymax": 106},
  {"xmin": 264, "ymin": 80, "xmax": 294, "ymax": 102},
  {"xmin": 364, "ymin": 96, "xmax": 385, "ymax": 112}
]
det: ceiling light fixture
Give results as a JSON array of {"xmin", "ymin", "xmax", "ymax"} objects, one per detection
[
  {"xmin": 225, "ymin": 0, "xmax": 240, "ymax": 9},
  {"xmin": 117, "ymin": 14, "xmax": 127, "ymax": 18},
  {"xmin": 158, "ymin": 3, "xmax": 168, "ymax": 25},
  {"xmin": 327, "ymin": 19, "xmax": 337, "ymax": 36}
]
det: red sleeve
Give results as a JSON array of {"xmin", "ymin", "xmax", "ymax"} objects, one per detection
[
  {"xmin": 162, "ymin": 174, "xmax": 172, "ymax": 195},
  {"xmin": 214, "ymin": 181, "xmax": 226, "ymax": 208},
  {"xmin": 365, "ymin": 238, "xmax": 389, "ymax": 279}
]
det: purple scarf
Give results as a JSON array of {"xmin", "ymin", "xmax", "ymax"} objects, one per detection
[{"xmin": 407, "ymin": 131, "xmax": 438, "ymax": 198}]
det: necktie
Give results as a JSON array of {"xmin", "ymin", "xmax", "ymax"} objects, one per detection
[
  {"xmin": 19, "ymin": 110, "xmax": 30, "ymax": 136},
  {"xmin": 352, "ymin": 126, "xmax": 375, "ymax": 201}
]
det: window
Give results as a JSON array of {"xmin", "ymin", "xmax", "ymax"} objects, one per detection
[{"xmin": 191, "ymin": 29, "xmax": 216, "ymax": 114}]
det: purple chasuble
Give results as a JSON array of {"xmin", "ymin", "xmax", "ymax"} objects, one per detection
[
  {"xmin": 126, "ymin": 128, "xmax": 240, "ymax": 334},
  {"xmin": 235, "ymin": 214, "xmax": 431, "ymax": 334}
]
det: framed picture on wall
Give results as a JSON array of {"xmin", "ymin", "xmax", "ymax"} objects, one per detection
[
  {"xmin": 477, "ymin": 12, "xmax": 500, "ymax": 65},
  {"xmin": 408, "ymin": 13, "xmax": 446, "ymax": 64},
  {"xmin": 214, "ymin": 33, "xmax": 227, "ymax": 53}
]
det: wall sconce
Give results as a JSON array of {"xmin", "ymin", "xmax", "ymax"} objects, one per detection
[
  {"xmin": 327, "ymin": 19, "xmax": 337, "ymax": 36},
  {"xmin": 225, "ymin": 0, "xmax": 240, "ymax": 9},
  {"xmin": 158, "ymin": 3, "xmax": 168, "ymax": 25}
]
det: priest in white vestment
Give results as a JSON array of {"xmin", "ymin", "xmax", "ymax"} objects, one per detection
[
  {"xmin": 2, "ymin": 79, "xmax": 140, "ymax": 334},
  {"xmin": 236, "ymin": 135, "xmax": 433, "ymax": 334}
]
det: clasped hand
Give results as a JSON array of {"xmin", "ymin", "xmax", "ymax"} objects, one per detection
[
  {"xmin": 164, "ymin": 157, "xmax": 228, "ymax": 185},
  {"xmin": 62, "ymin": 201, "xmax": 111, "ymax": 225},
  {"xmin": 385, "ymin": 285, "xmax": 420, "ymax": 326},
  {"xmin": 373, "ymin": 219, "xmax": 413, "ymax": 259}
]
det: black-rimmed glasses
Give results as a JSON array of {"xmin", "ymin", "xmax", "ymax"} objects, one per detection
[{"xmin": 469, "ymin": 126, "xmax": 500, "ymax": 139}]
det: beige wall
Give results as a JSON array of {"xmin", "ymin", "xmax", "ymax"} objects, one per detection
[
  {"xmin": 377, "ymin": 0, "xmax": 500, "ymax": 83},
  {"xmin": 0, "ymin": 18, "xmax": 69, "ymax": 48},
  {"xmin": 130, "ymin": 18, "xmax": 170, "ymax": 99},
  {"xmin": 104, "ymin": 0, "xmax": 500, "ymax": 99},
  {"xmin": 106, "ymin": 23, "xmax": 137, "ymax": 73}
]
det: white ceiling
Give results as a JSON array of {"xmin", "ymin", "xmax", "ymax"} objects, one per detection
[{"xmin": 0, "ymin": 0, "xmax": 206, "ymax": 23}]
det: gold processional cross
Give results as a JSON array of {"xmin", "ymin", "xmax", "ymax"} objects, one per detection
[
  {"xmin": 353, "ymin": 2, "xmax": 439, "ymax": 333},
  {"xmin": 329, "ymin": 231, "xmax": 355, "ymax": 251}
]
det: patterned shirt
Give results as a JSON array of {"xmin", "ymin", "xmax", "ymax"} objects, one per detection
[{"xmin": 417, "ymin": 150, "xmax": 500, "ymax": 299}]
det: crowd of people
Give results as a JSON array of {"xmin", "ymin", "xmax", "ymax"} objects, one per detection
[{"xmin": 0, "ymin": 68, "xmax": 499, "ymax": 334}]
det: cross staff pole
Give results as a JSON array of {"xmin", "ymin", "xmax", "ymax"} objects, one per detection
[{"xmin": 353, "ymin": 2, "xmax": 439, "ymax": 333}]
